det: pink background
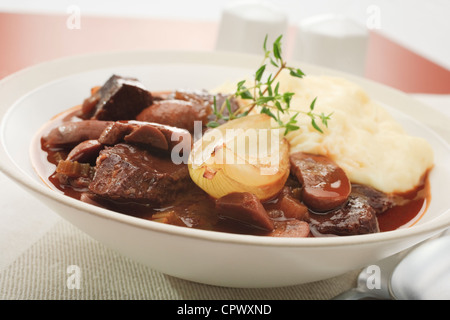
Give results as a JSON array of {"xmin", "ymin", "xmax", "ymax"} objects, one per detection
[{"xmin": 1, "ymin": 12, "xmax": 449, "ymax": 94}]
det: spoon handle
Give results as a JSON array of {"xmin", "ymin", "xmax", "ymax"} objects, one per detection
[
  {"xmin": 331, "ymin": 288, "xmax": 382, "ymax": 300},
  {"xmin": 333, "ymin": 228, "xmax": 450, "ymax": 300}
]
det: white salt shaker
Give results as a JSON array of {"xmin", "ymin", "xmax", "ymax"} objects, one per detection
[
  {"xmin": 292, "ymin": 14, "xmax": 369, "ymax": 76},
  {"xmin": 215, "ymin": 0, "xmax": 288, "ymax": 55}
]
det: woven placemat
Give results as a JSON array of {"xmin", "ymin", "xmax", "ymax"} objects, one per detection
[{"xmin": 0, "ymin": 219, "xmax": 359, "ymax": 300}]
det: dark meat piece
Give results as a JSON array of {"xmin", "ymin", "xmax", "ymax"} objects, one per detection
[
  {"xmin": 81, "ymin": 75, "xmax": 153, "ymax": 121},
  {"xmin": 280, "ymin": 189, "xmax": 308, "ymax": 220},
  {"xmin": 99, "ymin": 121, "xmax": 166, "ymax": 149},
  {"xmin": 81, "ymin": 86, "xmax": 101, "ymax": 117},
  {"xmin": 151, "ymin": 91, "xmax": 172, "ymax": 101},
  {"xmin": 290, "ymin": 152, "xmax": 351, "ymax": 212},
  {"xmin": 97, "ymin": 121, "xmax": 129, "ymax": 145},
  {"xmin": 265, "ymin": 187, "xmax": 309, "ymax": 221},
  {"xmin": 308, "ymin": 194, "xmax": 380, "ymax": 236},
  {"xmin": 277, "ymin": 188, "xmax": 309, "ymax": 220},
  {"xmin": 122, "ymin": 122, "xmax": 169, "ymax": 149},
  {"xmin": 136, "ymin": 89, "xmax": 239, "ymax": 132},
  {"xmin": 88, "ymin": 143, "xmax": 191, "ymax": 205},
  {"xmin": 66, "ymin": 140, "xmax": 103, "ymax": 163},
  {"xmin": 200, "ymin": 91, "xmax": 241, "ymax": 126},
  {"xmin": 215, "ymin": 192, "xmax": 274, "ymax": 231},
  {"xmin": 268, "ymin": 220, "xmax": 310, "ymax": 238},
  {"xmin": 136, "ymin": 99, "xmax": 211, "ymax": 133},
  {"xmin": 56, "ymin": 174, "xmax": 92, "ymax": 190},
  {"xmin": 43, "ymin": 120, "xmax": 112, "ymax": 147},
  {"xmin": 153, "ymin": 194, "xmax": 220, "ymax": 231},
  {"xmin": 351, "ymin": 184, "xmax": 394, "ymax": 214},
  {"xmin": 173, "ymin": 89, "xmax": 216, "ymax": 104},
  {"xmin": 80, "ymin": 192, "xmax": 103, "ymax": 207},
  {"xmin": 173, "ymin": 89, "xmax": 238, "ymax": 117},
  {"xmin": 98, "ymin": 120, "xmax": 191, "ymax": 156}
]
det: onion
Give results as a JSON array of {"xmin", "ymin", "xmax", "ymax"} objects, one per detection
[{"xmin": 188, "ymin": 114, "xmax": 290, "ymax": 200}]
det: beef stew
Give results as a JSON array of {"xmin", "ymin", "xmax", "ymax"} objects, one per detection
[{"xmin": 36, "ymin": 75, "xmax": 431, "ymax": 238}]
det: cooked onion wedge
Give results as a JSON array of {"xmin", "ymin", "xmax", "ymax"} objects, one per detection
[{"xmin": 188, "ymin": 114, "xmax": 290, "ymax": 200}]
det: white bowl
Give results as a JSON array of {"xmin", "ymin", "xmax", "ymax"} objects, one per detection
[{"xmin": 1, "ymin": 50, "xmax": 450, "ymax": 288}]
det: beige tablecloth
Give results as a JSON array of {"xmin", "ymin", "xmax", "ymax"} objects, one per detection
[{"xmin": 0, "ymin": 217, "xmax": 360, "ymax": 300}]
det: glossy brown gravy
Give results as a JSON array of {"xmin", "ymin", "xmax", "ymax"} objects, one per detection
[
  {"xmin": 377, "ymin": 176, "xmax": 431, "ymax": 232},
  {"xmin": 33, "ymin": 106, "xmax": 432, "ymax": 237}
]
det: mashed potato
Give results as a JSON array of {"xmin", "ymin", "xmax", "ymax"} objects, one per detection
[{"xmin": 215, "ymin": 70, "xmax": 434, "ymax": 194}]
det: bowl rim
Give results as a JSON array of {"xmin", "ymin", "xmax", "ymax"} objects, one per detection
[{"xmin": 1, "ymin": 49, "xmax": 450, "ymax": 248}]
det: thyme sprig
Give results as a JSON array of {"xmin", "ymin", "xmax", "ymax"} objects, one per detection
[{"xmin": 207, "ymin": 35, "xmax": 332, "ymax": 135}]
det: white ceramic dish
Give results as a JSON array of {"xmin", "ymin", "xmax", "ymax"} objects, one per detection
[{"xmin": 1, "ymin": 50, "xmax": 450, "ymax": 288}]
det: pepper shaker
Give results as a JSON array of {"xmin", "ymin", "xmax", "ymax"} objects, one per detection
[{"xmin": 292, "ymin": 14, "xmax": 369, "ymax": 76}]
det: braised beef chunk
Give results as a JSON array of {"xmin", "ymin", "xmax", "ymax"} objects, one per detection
[
  {"xmin": 97, "ymin": 121, "xmax": 129, "ymax": 145},
  {"xmin": 98, "ymin": 120, "xmax": 191, "ymax": 154},
  {"xmin": 152, "ymin": 191, "xmax": 220, "ymax": 230},
  {"xmin": 173, "ymin": 89, "xmax": 216, "ymax": 104},
  {"xmin": 277, "ymin": 188, "xmax": 309, "ymax": 220},
  {"xmin": 137, "ymin": 99, "xmax": 211, "ymax": 132},
  {"xmin": 89, "ymin": 143, "xmax": 191, "ymax": 204},
  {"xmin": 308, "ymin": 194, "xmax": 380, "ymax": 236},
  {"xmin": 351, "ymin": 184, "xmax": 394, "ymax": 214},
  {"xmin": 136, "ymin": 89, "xmax": 239, "ymax": 132},
  {"xmin": 121, "ymin": 122, "xmax": 170, "ymax": 149},
  {"xmin": 204, "ymin": 93, "xmax": 241, "ymax": 126},
  {"xmin": 175, "ymin": 89, "xmax": 240, "ymax": 126},
  {"xmin": 268, "ymin": 220, "xmax": 310, "ymax": 238},
  {"xmin": 80, "ymin": 192, "xmax": 104, "ymax": 207},
  {"xmin": 151, "ymin": 91, "xmax": 172, "ymax": 101},
  {"xmin": 265, "ymin": 186, "xmax": 309, "ymax": 221},
  {"xmin": 66, "ymin": 140, "xmax": 103, "ymax": 163},
  {"xmin": 174, "ymin": 89, "xmax": 238, "ymax": 115},
  {"xmin": 81, "ymin": 75, "xmax": 153, "ymax": 121},
  {"xmin": 290, "ymin": 152, "xmax": 351, "ymax": 212},
  {"xmin": 216, "ymin": 192, "xmax": 274, "ymax": 231},
  {"xmin": 43, "ymin": 120, "xmax": 112, "ymax": 148}
]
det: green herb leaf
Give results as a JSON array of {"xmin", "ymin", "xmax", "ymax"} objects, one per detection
[
  {"xmin": 236, "ymin": 80, "xmax": 246, "ymax": 90},
  {"xmin": 284, "ymin": 123, "xmax": 300, "ymax": 135},
  {"xmin": 272, "ymin": 35, "xmax": 283, "ymax": 61},
  {"xmin": 309, "ymin": 97, "xmax": 317, "ymax": 111},
  {"xmin": 275, "ymin": 100, "xmax": 283, "ymax": 113},
  {"xmin": 238, "ymin": 88, "xmax": 253, "ymax": 100},
  {"xmin": 282, "ymin": 92, "xmax": 294, "ymax": 105},
  {"xmin": 226, "ymin": 99, "xmax": 233, "ymax": 119},
  {"xmin": 274, "ymin": 82, "xmax": 280, "ymax": 95},
  {"xmin": 260, "ymin": 106, "xmax": 277, "ymax": 121},
  {"xmin": 256, "ymin": 96, "xmax": 275, "ymax": 104},
  {"xmin": 270, "ymin": 58, "xmax": 279, "ymax": 68},
  {"xmin": 320, "ymin": 112, "xmax": 333, "ymax": 127},
  {"xmin": 206, "ymin": 121, "xmax": 220, "ymax": 128},
  {"xmin": 289, "ymin": 68, "xmax": 305, "ymax": 78},
  {"xmin": 311, "ymin": 118, "xmax": 323, "ymax": 133},
  {"xmin": 255, "ymin": 64, "xmax": 266, "ymax": 82},
  {"xmin": 236, "ymin": 110, "xmax": 249, "ymax": 118},
  {"xmin": 212, "ymin": 96, "xmax": 222, "ymax": 119},
  {"xmin": 206, "ymin": 34, "xmax": 331, "ymax": 136}
]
